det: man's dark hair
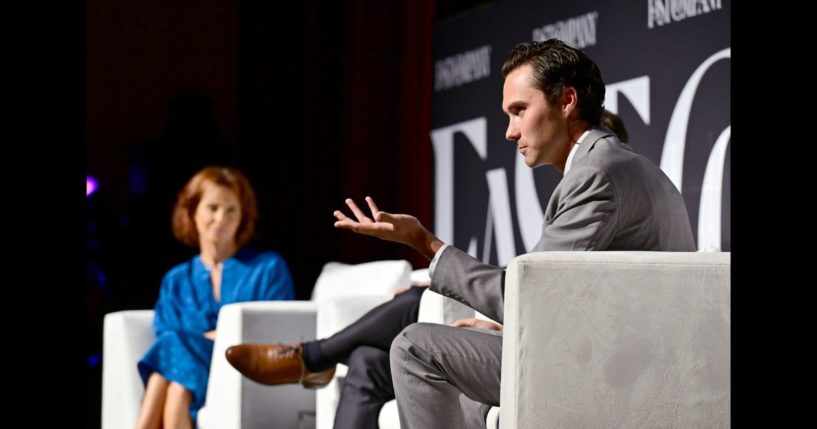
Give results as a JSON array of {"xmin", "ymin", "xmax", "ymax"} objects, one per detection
[
  {"xmin": 502, "ymin": 39, "xmax": 605, "ymax": 125},
  {"xmin": 601, "ymin": 110, "xmax": 629, "ymax": 144}
]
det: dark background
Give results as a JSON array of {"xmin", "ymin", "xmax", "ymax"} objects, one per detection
[
  {"xmin": 76, "ymin": 1, "xmax": 745, "ymax": 427},
  {"xmin": 83, "ymin": 0, "xmax": 495, "ymax": 427},
  {"xmin": 52, "ymin": 0, "xmax": 802, "ymax": 426}
]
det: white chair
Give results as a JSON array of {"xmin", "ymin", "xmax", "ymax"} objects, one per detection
[{"xmin": 101, "ymin": 259, "xmax": 411, "ymax": 429}]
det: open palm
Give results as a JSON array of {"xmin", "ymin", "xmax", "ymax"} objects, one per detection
[{"xmin": 333, "ymin": 196, "xmax": 441, "ymax": 260}]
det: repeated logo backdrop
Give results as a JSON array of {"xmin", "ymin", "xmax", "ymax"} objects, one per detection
[{"xmin": 431, "ymin": 0, "xmax": 730, "ymax": 266}]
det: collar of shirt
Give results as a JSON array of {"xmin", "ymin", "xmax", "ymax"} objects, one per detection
[{"xmin": 564, "ymin": 128, "xmax": 593, "ymax": 175}]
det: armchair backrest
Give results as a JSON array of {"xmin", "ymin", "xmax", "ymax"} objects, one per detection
[
  {"xmin": 501, "ymin": 251, "xmax": 730, "ymax": 428},
  {"xmin": 310, "ymin": 260, "xmax": 411, "ymax": 302}
]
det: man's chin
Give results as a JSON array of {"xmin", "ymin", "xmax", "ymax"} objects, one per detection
[
  {"xmin": 525, "ymin": 157, "xmax": 546, "ymax": 168},
  {"xmin": 522, "ymin": 156, "xmax": 537, "ymax": 168}
]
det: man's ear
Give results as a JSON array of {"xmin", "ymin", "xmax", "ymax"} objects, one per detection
[{"xmin": 561, "ymin": 86, "xmax": 578, "ymax": 118}]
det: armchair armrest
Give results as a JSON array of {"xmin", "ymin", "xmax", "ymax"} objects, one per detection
[
  {"xmin": 101, "ymin": 310, "xmax": 155, "ymax": 429},
  {"xmin": 198, "ymin": 301, "xmax": 319, "ymax": 429},
  {"xmin": 500, "ymin": 251, "xmax": 730, "ymax": 428}
]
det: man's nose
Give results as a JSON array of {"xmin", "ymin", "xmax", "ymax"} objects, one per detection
[{"xmin": 505, "ymin": 121, "xmax": 520, "ymax": 141}]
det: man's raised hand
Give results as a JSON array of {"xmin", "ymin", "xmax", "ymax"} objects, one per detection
[{"xmin": 333, "ymin": 196, "xmax": 444, "ymax": 260}]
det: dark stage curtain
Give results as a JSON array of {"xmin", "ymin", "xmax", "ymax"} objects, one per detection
[
  {"xmin": 236, "ymin": 0, "xmax": 436, "ymax": 298},
  {"xmin": 87, "ymin": 0, "xmax": 436, "ymax": 307}
]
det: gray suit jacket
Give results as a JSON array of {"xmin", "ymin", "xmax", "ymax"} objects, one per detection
[{"xmin": 431, "ymin": 126, "xmax": 695, "ymax": 323}]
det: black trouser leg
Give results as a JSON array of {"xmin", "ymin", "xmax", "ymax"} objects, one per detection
[
  {"xmin": 302, "ymin": 286, "xmax": 425, "ymax": 371},
  {"xmin": 332, "ymin": 346, "xmax": 394, "ymax": 429}
]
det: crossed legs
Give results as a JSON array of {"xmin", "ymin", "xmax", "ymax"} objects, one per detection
[
  {"xmin": 312, "ymin": 287, "xmax": 424, "ymax": 429},
  {"xmin": 302, "ymin": 286, "xmax": 425, "ymax": 371},
  {"xmin": 226, "ymin": 286, "xmax": 425, "ymax": 428}
]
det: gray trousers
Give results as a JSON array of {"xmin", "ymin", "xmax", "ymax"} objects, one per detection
[{"xmin": 390, "ymin": 322, "xmax": 501, "ymax": 429}]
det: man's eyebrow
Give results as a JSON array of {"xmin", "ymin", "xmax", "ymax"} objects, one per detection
[{"xmin": 504, "ymin": 101, "xmax": 526, "ymax": 112}]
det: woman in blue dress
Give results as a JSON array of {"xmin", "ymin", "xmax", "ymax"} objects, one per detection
[{"xmin": 135, "ymin": 166, "xmax": 295, "ymax": 429}]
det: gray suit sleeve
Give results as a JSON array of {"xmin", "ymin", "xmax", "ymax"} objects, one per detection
[
  {"xmin": 430, "ymin": 166, "xmax": 619, "ymax": 324},
  {"xmin": 430, "ymin": 245, "xmax": 506, "ymax": 323}
]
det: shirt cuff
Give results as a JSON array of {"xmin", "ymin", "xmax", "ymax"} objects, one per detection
[{"xmin": 428, "ymin": 244, "xmax": 450, "ymax": 278}]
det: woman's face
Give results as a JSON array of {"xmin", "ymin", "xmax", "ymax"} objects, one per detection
[{"xmin": 194, "ymin": 182, "xmax": 242, "ymax": 246}]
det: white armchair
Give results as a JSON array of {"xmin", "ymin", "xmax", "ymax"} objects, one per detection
[
  {"xmin": 500, "ymin": 251, "xmax": 731, "ymax": 428},
  {"xmin": 101, "ymin": 259, "xmax": 411, "ymax": 429},
  {"xmin": 380, "ymin": 251, "xmax": 729, "ymax": 429}
]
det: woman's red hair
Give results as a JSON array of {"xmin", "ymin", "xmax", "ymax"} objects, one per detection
[{"xmin": 171, "ymin": 166, "xmax": 259, "ymax": 248}]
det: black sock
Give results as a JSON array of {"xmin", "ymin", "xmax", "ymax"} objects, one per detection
[{"xmin": 302, "ymin": 340, "xmax": 333, "ymax": 372}]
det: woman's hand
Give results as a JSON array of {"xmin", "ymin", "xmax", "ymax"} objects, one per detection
[{"xmin": 203, "ymin": 330, "xmax": 216, "ymax": 340}]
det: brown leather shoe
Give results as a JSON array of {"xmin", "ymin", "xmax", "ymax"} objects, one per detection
[{"xmin": 225, "ymin": 343, "xmax": 336, "ymax": 389}]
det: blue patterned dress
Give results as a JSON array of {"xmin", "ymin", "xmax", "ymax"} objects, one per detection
[{"xmin": 137, "ymin": 248, "xmax": 295, "ymax": 422}]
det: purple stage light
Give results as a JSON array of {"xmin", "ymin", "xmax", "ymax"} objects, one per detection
[
  {"xmin": 87, "ymin": 176, "xmax": 98, "ymax": 197},
  {"xmin": 86, "ymin": 353, "xmax": 101, "ymax": 367}
]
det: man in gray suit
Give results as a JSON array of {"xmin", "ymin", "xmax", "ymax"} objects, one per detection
[{"xmin": 333, "ymin": 39, "xmax": 695, "ymax": 428}]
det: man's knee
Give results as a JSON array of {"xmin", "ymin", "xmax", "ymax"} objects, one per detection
[
  {"xmin": 347, "ymin": 346, "xmax": 389, "ymax": 374},
  {"xmin": 344, "ymin": 346, "xmax": 393, "ymax": 397},
  {"xmin": 390, "ymin": 323, "xmax": 439, "ymax": 367}
]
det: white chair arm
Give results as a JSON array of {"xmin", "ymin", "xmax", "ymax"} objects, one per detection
[
  {"xmin": 500, "ymin": 251, "xmax": 730, "ymax": 428},
  {"xmin": 101, "ymin": 310, "xmax": 155, "ymax": 429},
  {"xmin": 198, "ymin": 301, "xmax": 319, "ymax": 429}
]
